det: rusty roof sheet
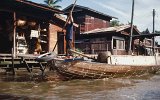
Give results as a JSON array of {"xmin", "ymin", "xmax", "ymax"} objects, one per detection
[
  {"xmin": 81, "ymin": 25, "xmax": 140, "ymax": 34},
  {"xmin": 82, "ymin": 25, "xmax": 132, "ymax": 34}
]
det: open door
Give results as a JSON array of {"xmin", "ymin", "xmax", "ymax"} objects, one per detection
[{"xmin": 57, "ymin": 32, "xmax": 65, "ymax": 54}]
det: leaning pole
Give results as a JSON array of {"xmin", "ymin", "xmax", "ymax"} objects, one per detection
[{"xmin": 52, "ymin": 0, "xmax": 78, "ymax": 52}]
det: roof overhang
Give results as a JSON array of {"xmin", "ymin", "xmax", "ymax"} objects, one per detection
[
  {"xmin": 53, "ymin": 14, "xmax": 79, "ymax": 27},
  {"xmin": 133, "ymin": 33, "xmax": 160, "ymax": 39},
  {"xmin": 63, "ymin": 4, "xmax": 117, "ymax": 19},
  {"xmin": 0, "ymin": 0, "xmax": 63, "ymax": 19},
  {"xmin": 81, "ymin": 25, "xmax": 140, "ymax": 35}
]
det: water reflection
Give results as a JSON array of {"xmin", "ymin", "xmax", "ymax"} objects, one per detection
[{"xmin": 0, "ymin": 70, "xmax": 160, "ymax": 100}]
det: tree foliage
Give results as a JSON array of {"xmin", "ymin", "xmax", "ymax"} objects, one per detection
[
  {"xmin": 44, "ymin": 0, "xmax": 62, "ymax": 9},
  {"xmin": 110, "ymin": 20, "xmax": 123, "ymax": 27},
  {"xmin": 141, "ymin": 28, "xmax": 150, "ymax": 34}
]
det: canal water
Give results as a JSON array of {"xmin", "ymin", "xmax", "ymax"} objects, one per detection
[{"xmin": 0, "ymin": 70, "xmax": 160, "ymax": 100}]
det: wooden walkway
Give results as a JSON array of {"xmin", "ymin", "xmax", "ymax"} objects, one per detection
[{"xmin": 0, "ymin": 54, "xmax": 47, "ymax": 75}]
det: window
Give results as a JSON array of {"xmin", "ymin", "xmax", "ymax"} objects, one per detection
[
  {"xmin": 113, "ymin": 39, "xmax": 116, "ymax": 49},
  {"xmin": 113, "ymin": 39, "xmax": 125, "ymax": 50}
]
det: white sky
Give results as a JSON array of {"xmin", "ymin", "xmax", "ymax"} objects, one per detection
[{"xmin": 31, "ymin": 0, "xmax": 160, "ymax": 33}]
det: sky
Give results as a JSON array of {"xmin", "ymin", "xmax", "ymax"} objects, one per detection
[{"xmin": 31, "ymin": 0, "xmax": 160, "ymax": 32}]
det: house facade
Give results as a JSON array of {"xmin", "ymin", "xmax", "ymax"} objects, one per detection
[
  {"xmin": 75, "ymin": 25, "xmax": 140, "ymax": 55},
  {"xmin": 63, "ymin": 4, "xmax": 142, "ymax": 55},
  {"xmin": 133, "ymin": 33, "xmax": 160, "ymax": 56},
  {"xmin": 0, "ymin": 0, "xmax": 72, "ymax": 55},
  {"xmin": 63, "ymin": 4, "xmax": 116, "ymax": 33}
]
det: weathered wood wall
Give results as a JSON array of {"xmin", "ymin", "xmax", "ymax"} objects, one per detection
[
  {"xmin": 74, "ymin": 13, "xmax": 110, "ymax": 33},
  {"xmin": 84, "ymin": 15, "xmax": 110, "ymax": 32},
  {"xmin": 49, "ymin": 24, "xmax": 62, "ymax": 54},
  {"xmin": 76, "ymin": 39, "xmax": 111, "ymax": 54}
]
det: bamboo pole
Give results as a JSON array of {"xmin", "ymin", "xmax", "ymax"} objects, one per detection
[
  {"xmin": 70, "ymin": 49, "xmax": 96, "ymax": 60},
  {"xmin": 53, "ymin": 0, "xmax": 78, "ymax": 52},
  {"xmin": 63, "ymin": 0, "xmax": 77, "ymax": 30}
]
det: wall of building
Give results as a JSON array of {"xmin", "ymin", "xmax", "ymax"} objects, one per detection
[
  {"xmin": 108, "ymin": 55, "xmax": 160, "ymax": 65},
  {"xmin": 112, "ymin": 49, "xmax": 127, "ymax": 55},
  {"xmin": 76, "ymin": 37, "xmax": 112, "ymax": 54},
  {"xmin": 84, "ymin": 15, "xmax": 110, "ymax": 32},
  {"xmin": 74, "ymin": 14, "xmax": 110, "ymax": 33},
  {"xmin": 49, "ymin": 23, "xmax": 62, "ymax": 54}
]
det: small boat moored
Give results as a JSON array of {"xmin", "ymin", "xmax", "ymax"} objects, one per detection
[{"xmin": 52, "ymin": 57, "xmax": 160, "ymax": 79}]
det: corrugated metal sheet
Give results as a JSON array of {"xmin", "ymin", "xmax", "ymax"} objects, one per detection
[
  {"xmin": 63, "ymin": 4, "xmax": 117, "ymax": 19},
  {"xmin": 82, "ymin": 25, "xmax": 131, "ymax": 34},
  {"xmin": 81, "ymin": 25, "xmax": 139, "ymax": 34}
]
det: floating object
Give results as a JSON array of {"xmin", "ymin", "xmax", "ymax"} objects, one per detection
[{"xmin": 36, "ymin": 52, "xmax": 57, "ymax": 62}]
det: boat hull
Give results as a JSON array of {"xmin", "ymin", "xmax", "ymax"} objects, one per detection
[{"xmin": 53, "ymin": 58, "xmax": 160, "ymax": 79}]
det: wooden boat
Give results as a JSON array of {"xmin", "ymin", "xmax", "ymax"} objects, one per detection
[
  {"xmin": 52, "ymin": 57, "xmax": 160, "ymax": 79},
  {"xmin": 35, "ymin": 50, "xmax": 160, "ymax": 79}
]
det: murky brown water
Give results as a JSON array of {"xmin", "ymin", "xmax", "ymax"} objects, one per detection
[{"xmin": 0, "ymin": 70, "xmax": 160, "ymax": 100}]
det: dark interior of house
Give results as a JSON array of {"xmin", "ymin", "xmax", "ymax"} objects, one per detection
[
  {"xmin": 0, "ymin": 11, "xmax": 49, "ymax": 54},
  {"xmin": 0, "ymin": 12, "xmax": 13, "ymax": 53}
]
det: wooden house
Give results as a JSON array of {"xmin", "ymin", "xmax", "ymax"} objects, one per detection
[
  {"xmin": 0, "ymin": 0, "xmax": 76, "ymax": 56},
  {"xmin": 51, "ymin": 14, "xmax": 78, "ymax": 54},
  {"xmin": 133, "ymin": 33, "xmax": 160, "ymax": 55},
  {"xmin": 75, "ymin": 25, "xmax": 140, "ymax": 55},
  {"xmin": 63, "ymin": 4, "xmax": 143, "ymax": 55},
  {"xmin": 63, "ymin": 4, "xmax": 116, "ymax": 33}
]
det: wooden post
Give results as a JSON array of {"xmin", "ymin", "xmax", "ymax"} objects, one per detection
[
  {"xmin": 138, "ymin": 39, "xmax": 140, "ymax": 55},
  {"xmin": 13, "ymin": 12, "xmax": 16, "ymax": 57},
  {"xmin": 107, "ymin": 44, "xmax": 108, "ymax": 51},
  {"xmin": 152, "ymin": 9, "xmax": 155, "ymax": 55},
  {"xmin": 129, "ymin": 0, "xmax": 134, "ymax": 54},
  {"xmin": 11, "ymin": 12, "xmax": 16, "ymax": 75},
  {"xmin": 11, "ymin": 48, "xmax": 15, "ymax": 75}
]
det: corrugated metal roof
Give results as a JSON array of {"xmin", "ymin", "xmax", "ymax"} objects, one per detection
[
  {"xmin": 82, "ymin": 25, "xmax": 131, "ymax": 34},
  {"xmin": 133, "ymin": 33, "xmax": 160, "ymax": 39},
  {"xmin": 63, "ymin": 4, "xmax": 117, "ymax": 19}
]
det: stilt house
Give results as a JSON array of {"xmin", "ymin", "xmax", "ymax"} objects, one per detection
[
  {"xmin": 0, "ymin": 0, "xmax": 77, "ymax": 56},
  {"xmin": 63, "ymin": 4, "xmax": 141, "ymax": 55}
]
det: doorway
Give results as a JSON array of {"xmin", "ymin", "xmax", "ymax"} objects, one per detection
[{"xmin": 57, "ymin": 32, "xmax": 65, "ymax": 54}]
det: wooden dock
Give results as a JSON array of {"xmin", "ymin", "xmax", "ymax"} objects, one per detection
[{"xmin": 0, "ymin": 54, "xmax": 47, "ymax": 75}]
